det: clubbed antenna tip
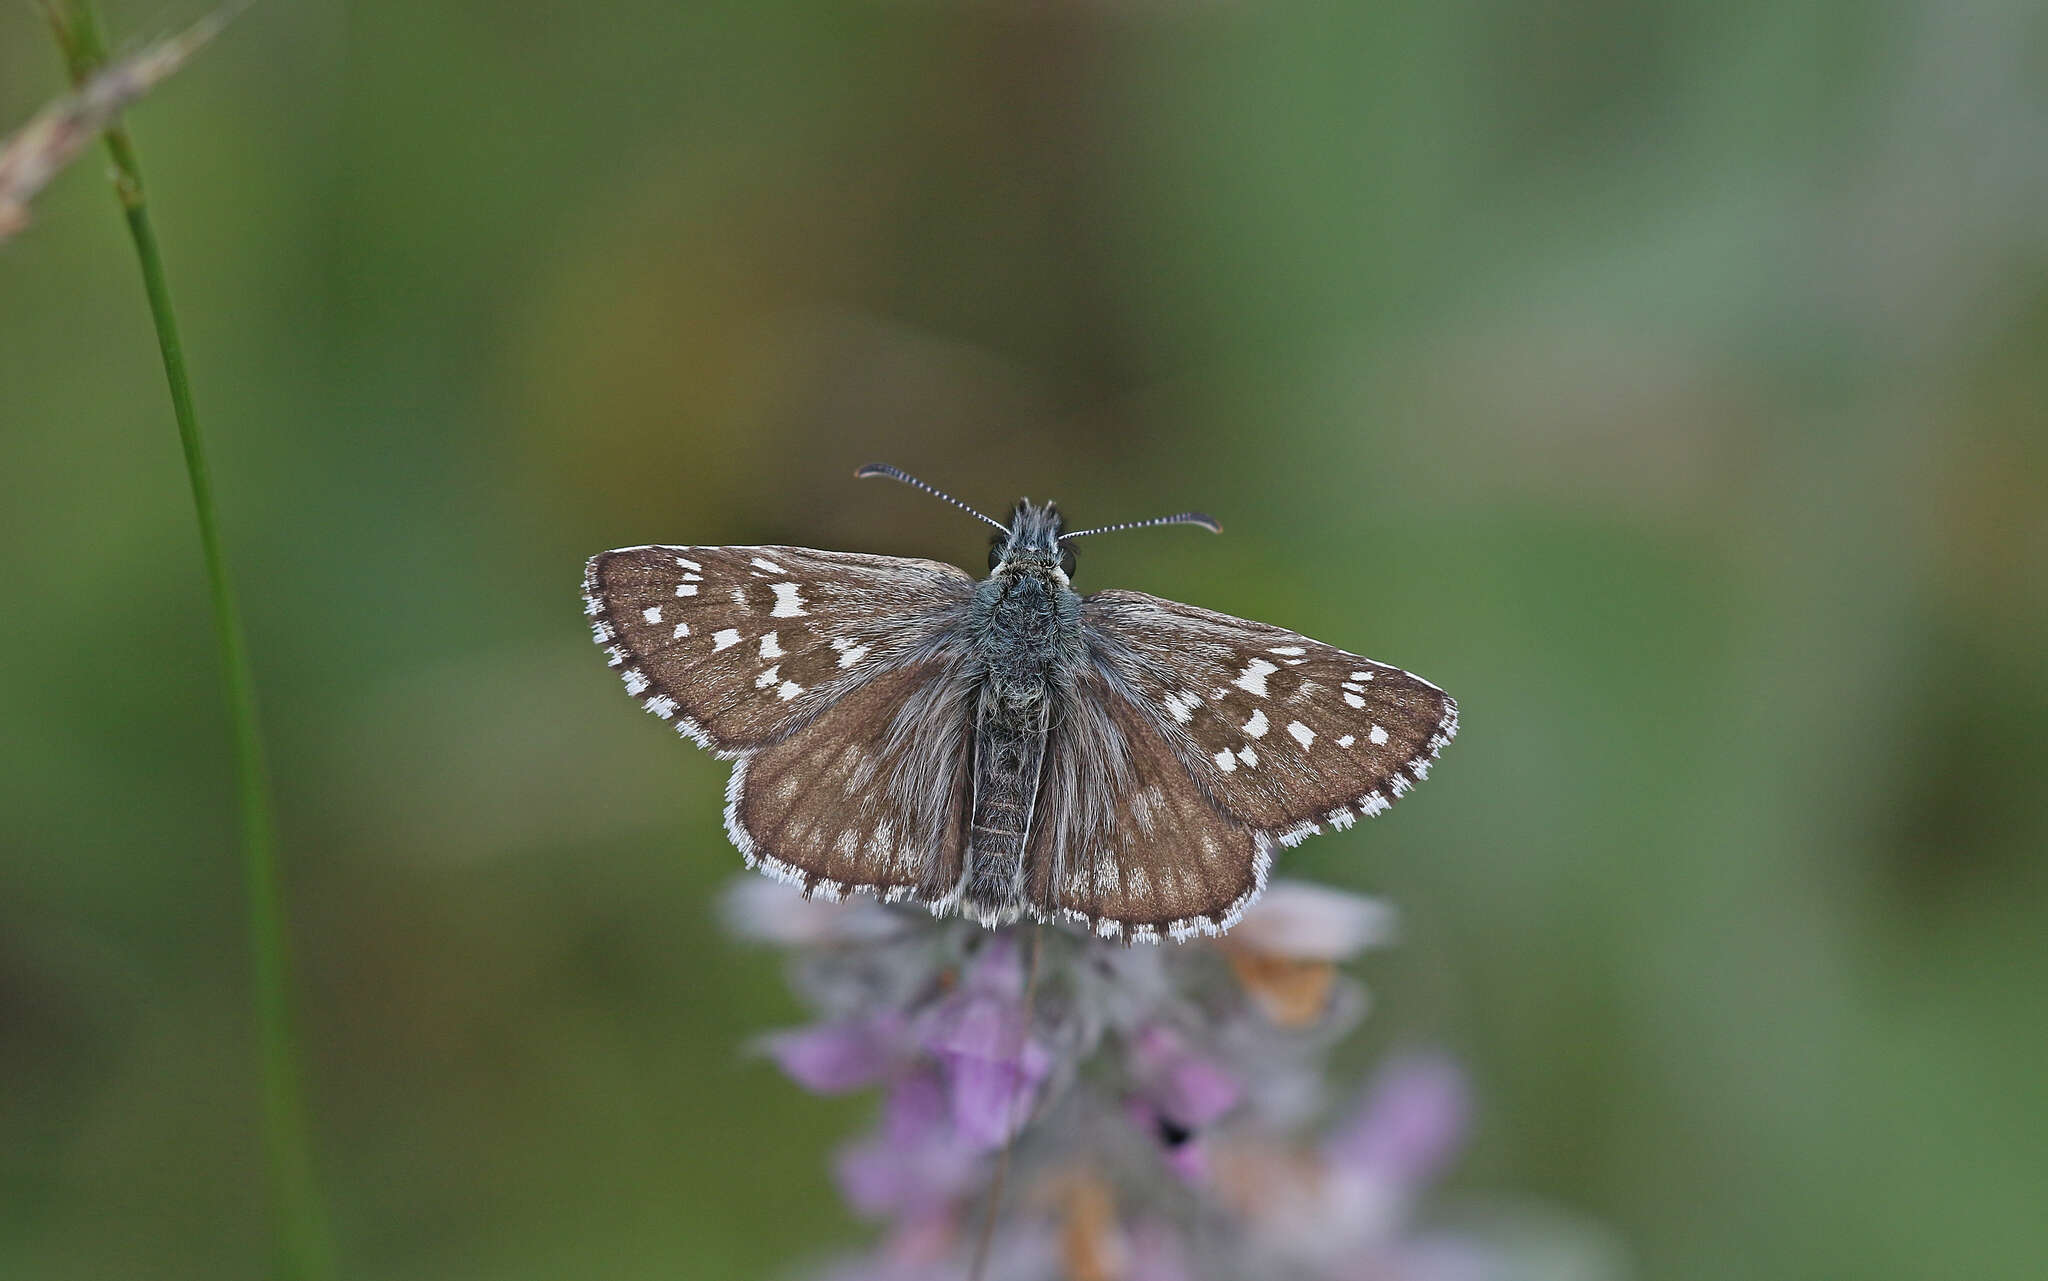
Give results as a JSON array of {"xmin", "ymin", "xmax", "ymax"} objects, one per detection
[
  {"xmin": 1061, "ymin": 511, "xmax": 1222, "ymax": 541},
  {"xmin": 856, "ymin": 463, "xmax": 1009, "ymax": 533}
]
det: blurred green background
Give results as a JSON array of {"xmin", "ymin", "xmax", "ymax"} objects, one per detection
[{"xmin": 4, "ymin": 1, "xmax": 2046, "ymax": 1278}]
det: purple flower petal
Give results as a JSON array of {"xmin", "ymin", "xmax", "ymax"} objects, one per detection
[
  {"xmin": 960, "ymin": 932, "xmax": 1025, "ymax": 999},
  {"xmin": 1160, "ymin": 1051, "xmax": 1241, "ymax": 1127},
  {"xmin": 834, "ymin": 1073, "xmax": 980, "ymax": 1219},
  {"xmin": 833, "ymin": 1131, "xmax": 978, "ymax": 1220},
  {"xmin": 1164, "ymin": 1137, "xmax": 1209, "ymax": 1182},
  {"xmin": 1327, "ymin": 1048, "xmax": 1471, "ymax": 1190},
  {"xmin": 880, "ymin": 1067, "xmax": 950, "ymax": 1146},
  {"xmin": 1131, "ymin": 1025, "xmax": 1241, "ymax": 1127},
  {"xmin": 924, "ymin": 993, "xmax": 1026, "ymax": 1062},
  {"xmin": 944, "ymin": 1052, "xmax": 1041, "ymax": 1148},
  {"xmin": 919, "ymin": 977, "xmax": 1052, "ymax": 1150},
  {"xmin": 761, "ymin": 1014, "xmax": 904, "ymax": 1094}
]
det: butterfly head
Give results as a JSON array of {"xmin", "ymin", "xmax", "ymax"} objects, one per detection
[
  {"xmin": 991, "ymin": 501, "xmax": 1076, "ymax": 580},
  {"xmin": 854, "ymin": 463, "xmax": 1222, "ymax": 587}
]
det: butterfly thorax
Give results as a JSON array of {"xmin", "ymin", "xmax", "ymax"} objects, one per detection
[{"xmin": 956, "ymin": 503, "xmax": 1084, "ymax": 924}]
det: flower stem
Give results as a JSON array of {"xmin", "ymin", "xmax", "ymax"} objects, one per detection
[
  {"xmin": 968, "ymin": 926, "xmax": 1045, "ymax": 1281},
  {"xmin": 43, "ymin": 6, "xmax": 337, "ymax": 1279}
]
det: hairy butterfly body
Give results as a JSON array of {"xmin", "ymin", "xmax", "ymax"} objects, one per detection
[{"xmin": 584, "ymin": 465, "xmax": 1457, "ymax": 942}]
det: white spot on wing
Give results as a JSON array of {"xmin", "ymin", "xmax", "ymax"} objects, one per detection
[
  {"xmin": 1130, "ymin": 788, "xmax": 1158, "ymax": 834},
  {"xmin": 770, "ymin": 583, "xmax": 809, "ymax": 617},
  {"xmin": 672, "ymin": 622, "xmax": 691, "ymax": 638},
  {"xmin": 675, "ymin": 584, "xmax": 698, "ymax": 597},
  {"xmin": 1237, "ymin": 745, "xmax": 1258, "ymax": 767},
  {"xmin": 646, "ymin": 694, "xmax": 677, "ymax": 719},
  {"xmin": 1351, "ymin": 671, "xmax": 1374, "ymax": 681},
  {"xmin": 673, "ymin": 557, "xmax": 701, "ymax": 571},
  {"xmin": 777, "ymin": 680, "xmax": 803, "ymax": 701},
  {"xmin": 1213, "ymin": 748, "xmax": 1237, "ymax": 773},
  {"xmin": 1288, "ymin": 721, "xmax": 1316, "ymax": 748},
  {"xmin": 1268, "ymin": 645, "xmax": 1306, "ymax": 656},
  {"xmin": 642, "ymin": 606, "xmax": 662, "ymax": 624},
  {"xmin": 831, "ymin": 637, "xmax": 870, "ymax": 668},
  {"xmin": 751, "ymin": 557, "xmax": 788, "ymax": 574},
  {"xmin": 1338, "ymin": 734, "xmax": 1356, "ymax": 748},
  {"xmin": 623, "ymin": 669, "xmax": 649, "ymax": 696},
  {"xmin": 1233, "ymin": 658, "xmax": 1279, "ymax": 697},
  {"xmin": 1369, "ymin": 725, "xmax": 1389, "ymax": 745},
  {"xmin": 755, "ymin": 665, "xmax": 781, "ymax": 689},
  {"xmin": 1242, "ymin": 709, "xmax": 1269, "ymax": 738},
  {"xmin": 712, "ymin": 629, "xmax": 741, "ymax": 651},
  {"xmin": 1344, "ymin": 692, "xmax": 1366, "ymax": 708},
  {"xmin": 758, "ymin": 632, "xmax": 783, "ymax": 659}
]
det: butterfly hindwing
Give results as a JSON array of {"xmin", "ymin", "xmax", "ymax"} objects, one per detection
[
  {"xmin": 1025, "ymin": 671, "xmax": 1269, "ymax": 941},
  {"xmin": 728, "ymin": 654, "xmax": 975, "ymax": 902},
  {"xmin": 584, "ymin": 545, "xmax": 976, "ymax": 755},
  {"xmin": 1081, "ymin": 589, "xmax": 1458, "ymax": 845}
]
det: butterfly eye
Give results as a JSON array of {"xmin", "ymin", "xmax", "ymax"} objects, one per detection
[{"xmin": 1060, "ymin": 545, "xmax": 1076, "ymax": 578}]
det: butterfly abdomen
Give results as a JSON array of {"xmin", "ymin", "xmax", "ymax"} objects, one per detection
[{"xmin": 961, "ymin": 687, "xmax": 1047, "ymax": 924}]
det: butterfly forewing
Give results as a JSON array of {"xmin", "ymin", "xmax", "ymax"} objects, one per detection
[
  {"xmin": 1080, "ymin": 590, "xmax": 1458, "ymax": 846},
  {"xmin": 584, "ymin": 545, "xmax": 975, "ymax": 754}
]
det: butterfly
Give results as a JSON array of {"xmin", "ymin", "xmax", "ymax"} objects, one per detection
[{"xmin": 584, "ymin": 464, "xmax": 1457, "ymax": 943}]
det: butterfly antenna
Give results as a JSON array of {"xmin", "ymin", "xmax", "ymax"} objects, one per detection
[
  {"xmin": 1059, "ymin": 510, "xmax": 1222, "ymax": 540},
  {"xmin": 855, "ymin": 463, "xmax": 1009, "ymax": 533}
]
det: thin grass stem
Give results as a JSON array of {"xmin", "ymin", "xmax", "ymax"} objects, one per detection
[{"xmin": 42, "ymin": 5, "xmax": 337, "ymax": 1278}]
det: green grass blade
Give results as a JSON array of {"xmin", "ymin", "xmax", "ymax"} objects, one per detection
[{"xmin": 42, "ymin": 6, "xmax": 338, "ymax": 1278}]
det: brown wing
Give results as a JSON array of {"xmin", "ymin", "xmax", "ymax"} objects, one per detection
[
  {"xmin": 584, "ymin": 545, "xmax": 974, "ymax": 755},
  {"xmin": 1023, "ymin": 671, "xmax": 1270, "ymax": 942},
  {"xmin": 727, "ymin": 654, "xmax": 975, "ymax": 904},
  {"xmin": 1080, "ymin": 589, "xmax": 1457, "ymax": 845}
]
